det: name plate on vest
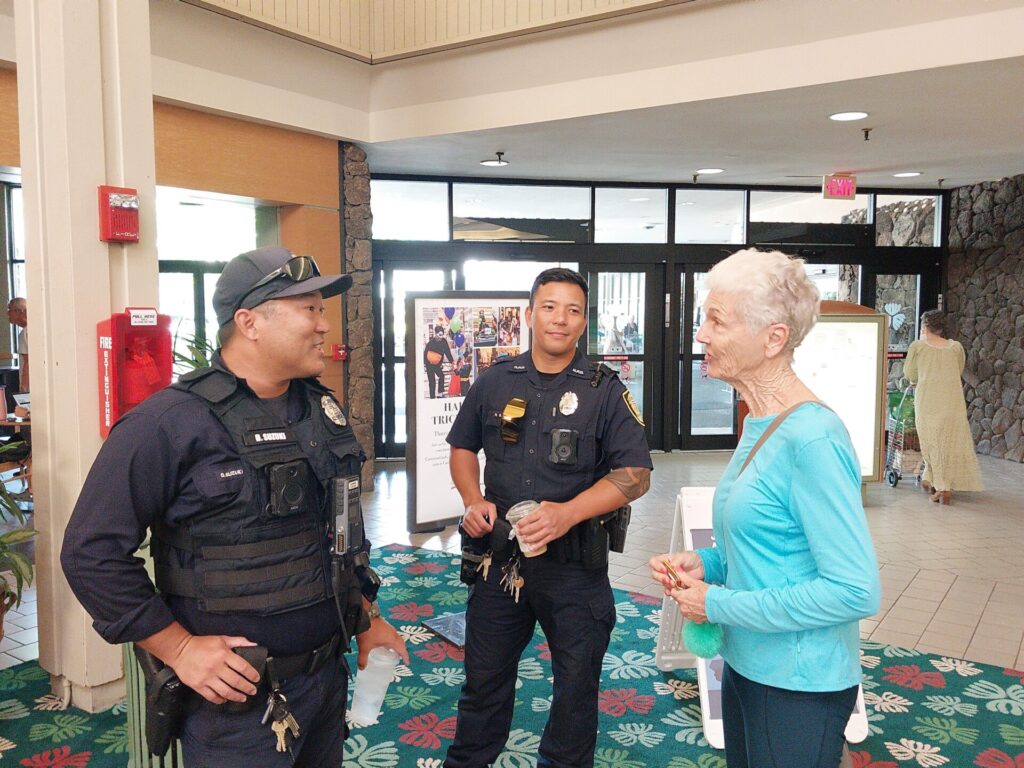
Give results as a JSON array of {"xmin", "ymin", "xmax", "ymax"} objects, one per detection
[{"xmin": 243, "ymin": 428, "xmax": 297, "ymax": 446}]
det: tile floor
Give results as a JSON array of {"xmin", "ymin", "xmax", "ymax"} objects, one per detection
[{"xmin": 2, "ymin": 452, "xmax": 1022, "ymax": 671}]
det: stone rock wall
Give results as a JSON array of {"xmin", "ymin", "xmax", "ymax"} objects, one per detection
[
  {"xmin": 341, "ymin": 142, "xmax": 376, "ymax": 486},
  {"xmin": 876, "ymin": 198, "xmax": 937, "ymax": 247},
  {"xmin": 945, "ymin": 174, "xmax": 1024, "ymax": 462}
]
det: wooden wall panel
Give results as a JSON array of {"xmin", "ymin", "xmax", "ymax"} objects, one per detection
[
  {"xmin": 0, "ymin": 69, "xmax": 20, "ymax": 169},
  {"xmin": 153, "ymin": 103, "xmax": 338, "ymax": 209}
]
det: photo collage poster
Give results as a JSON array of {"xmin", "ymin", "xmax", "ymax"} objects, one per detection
[{"xmin": 409, "ymin": 293, "xmax": 531, "ymax": 530}]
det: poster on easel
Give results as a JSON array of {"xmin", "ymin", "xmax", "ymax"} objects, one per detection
[
  {"xmin": 406, "ymin": 291, "xmax": 531, "ymax": 533},
  {"xmin": 792, "ymin": 312, "xmax": 887, "ymax": 482}
]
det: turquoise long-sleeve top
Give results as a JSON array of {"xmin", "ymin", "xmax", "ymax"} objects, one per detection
[{"xmin": 695, "ymin": 402, "xmax": 881, "ymax": 692}]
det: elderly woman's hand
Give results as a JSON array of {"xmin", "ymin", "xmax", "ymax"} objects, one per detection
[
  {"xmin": 649, "ymin": 551, "xmax": 705, "ymax": 593},
  {"xmin": 670, "ymin": 569, "xmax": 710, "ymax": 624}
]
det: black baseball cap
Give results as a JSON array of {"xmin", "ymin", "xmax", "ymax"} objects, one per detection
[{"xmin": 213, "ymin": 246, "xmax": 353, "ymax": 327}]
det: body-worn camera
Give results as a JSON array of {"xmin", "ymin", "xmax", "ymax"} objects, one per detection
[
  {"xmin": 549, "ymin": 428, "xmax": 578, "ymax": 465},
  {"xmin": 269, "ymin": 459, "xmax": 315, "ymax": 516}
]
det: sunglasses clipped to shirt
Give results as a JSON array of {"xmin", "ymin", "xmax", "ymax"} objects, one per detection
[{"xmin": 237, "ymin": 255, "xmax": 321, "ymax": 309}]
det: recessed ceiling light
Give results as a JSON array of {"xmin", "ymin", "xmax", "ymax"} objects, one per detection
[
  {"xmin": 480, "ymin": 151, "xmax": 509, "ymax": 167},
  {"xmin": 628, "ymin": 197, "xmax": 650, "ymax": 203},
  {"xmin": 892, "ymin": 171, "xmax": 922, "ymax": 178},
  {"xmin": 678, "ymin": 201, "xmax": 696, "ymax": 206},
  {"xmin": 829, "ymin": 111, "xmax": 869, "ymax": 121},
  {"xmin": 696, "ymin": 168, "xmax": 724, "ymax": 175}
]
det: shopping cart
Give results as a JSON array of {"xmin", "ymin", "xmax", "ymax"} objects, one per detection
[{"xmin": 885, "ymin": 386, "xmax": 920, "ymax": 487}]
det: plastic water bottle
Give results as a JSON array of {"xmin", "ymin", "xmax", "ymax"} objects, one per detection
[{"xmin": 349, "ymin": 647, "xmax": 400, "ymax": 725}]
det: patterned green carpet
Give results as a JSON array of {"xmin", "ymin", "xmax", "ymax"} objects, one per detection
[{"xmin": 2, "ymin": 544, "xmax": 1022, "ymax": 766}]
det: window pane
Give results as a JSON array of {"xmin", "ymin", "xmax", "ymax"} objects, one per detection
[
  {"xmin": 876, "ymin": 274, "xmax": 920, "ymax": 353},
  {"xmin": 371, "ymin": 180, "xmax": 449, "ymax": 241},
  {"xmin": 875, "ymin": 195, "xmax": 940, "ymax": 246},
  {"xmin": 806, "ymin": 264, "xmax": 862, "ymax": 303},
  {"xmin": 9, "ymin": 187, "xmax": 25, "ymax": 298},
  {"xmin": 394, "ymin": 362, "xmax": 407, "ymax": 443},
  {"xmin": 463, "ymin": 260, "xmax": 578, "ymax": 292},
  {"xmin": 675, "ymin": 189, "xmax": 745, "ymax": 244},
  {"xmin": 392, "ymin": 270, "xmax": 446, "ymax": 356},
  {"xmin": 453, "ymin": 184, "xmax": 590, "ymax": 242},
  {"xmin": 691, "ymin": 272, "xmax": 710, "ymax": 355},
  {"xmin": 689, "ymin": 361, "xmax": 734, "ymax": 435},
  {"xmin": 594, "ymin": 188, "xmax": 667, "ymax": 243},
  {"xmin": 750, "ymin": 191, "xmax": 870, "ymax": 224},
  {"xmin": 160, "ymin": 273, "xmax": 197, "ymax": 377},
  {"xmin": 156, "ymin": 187, "xmax": 260, "ymax": 261},
  {"xmin": 603, "ymin": 360, "xmax": 644, "ymax": 414},
  {"xmin": 588, "ymin": 272, "xmax": 646, "ymax": 355}
]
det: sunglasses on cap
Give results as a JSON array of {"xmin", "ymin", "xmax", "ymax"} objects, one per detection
[{"xmin": 237, "ymin": 255, "xmax": 321, "ymax": 308}]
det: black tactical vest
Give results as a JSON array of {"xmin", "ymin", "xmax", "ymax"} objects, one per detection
[{"xmin": 152, "ymin": 366, "xmax": 364, "ymax": 618}]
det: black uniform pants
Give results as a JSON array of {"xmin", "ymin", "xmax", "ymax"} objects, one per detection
[
  {"xmin": 179, "ymin": 647, "xmax": 348, "ymax": 768},
  {"xmin": 444, "ymin": 554, "xmax": 616, "ymax": 768}
]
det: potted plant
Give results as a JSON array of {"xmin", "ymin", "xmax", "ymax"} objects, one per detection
[{"xmin": 0, "ymin": 445, "xmax": 37, "ymax": 642}]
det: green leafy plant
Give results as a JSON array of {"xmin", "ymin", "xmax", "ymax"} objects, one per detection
[
  {"xmin": 171, "ymin": 325, "xmax": 216, "ymax": 376},
  {"xmin": 1, "ymin": 441, "xmax": 37, "ymax": 632}
]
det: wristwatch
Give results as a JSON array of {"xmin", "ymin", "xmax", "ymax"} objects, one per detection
[{"xmin": 366, "ymin": 601, "xmax": 382, "ymax": 620}]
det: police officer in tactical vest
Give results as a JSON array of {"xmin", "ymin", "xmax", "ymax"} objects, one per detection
[
  {"xmin": 62, "ymin": 246, "xmax": 407, "ymax": 766},
  {"xmin": 444, "ymin": 267, "xmax": 653, "ymax": 768}
]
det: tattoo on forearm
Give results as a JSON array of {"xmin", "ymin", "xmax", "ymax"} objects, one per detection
[{"xmin": 605, "ymin": 467, "xmax": 651, "ymax": 501}]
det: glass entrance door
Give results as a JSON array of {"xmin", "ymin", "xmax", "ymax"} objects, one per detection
[
  {"xmin": 677, "ymin": 267, "xmax": 738, "ymax": 449},
  {"xmin": 581, "ymin": 266, "xmax": 661, "ymax": 446},
  {"xmin": 376, "ymin": 265, "xmax": 455, "ymax": 457}
]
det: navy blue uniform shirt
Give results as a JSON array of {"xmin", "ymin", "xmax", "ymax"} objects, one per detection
[
  {"xmin": 447, "ymin": 350, "xmax": 652, "ymax": 512},
  {"xmin": 61, "ymin": 358, "xmax": 342, "ymax": 657}
]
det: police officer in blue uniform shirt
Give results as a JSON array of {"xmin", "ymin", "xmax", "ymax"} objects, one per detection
[
  {"xmin": 444, "ymin": 268, "xmax": 653, "ymax": 768},
  {"xmin": 61, "ymin": 246, "xmax": 407, "ymax": 767}
]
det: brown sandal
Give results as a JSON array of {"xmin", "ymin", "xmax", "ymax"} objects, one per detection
[{"xmin": 930, "ymin": 490, "xmax": 952, "ymax": 505}]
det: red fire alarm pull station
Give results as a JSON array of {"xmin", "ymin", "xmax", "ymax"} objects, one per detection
[
  {"xmin": 98, "ymin": 185, "xmax": 141, "ymax": 242},
  {"xmin": 96, "ymin": 308, "xmax": 173, "ymax": 437}
]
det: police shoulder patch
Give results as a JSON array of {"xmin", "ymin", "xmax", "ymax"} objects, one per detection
[
  {"xmin": 321, "ymin": 395, "xmax": 347, "ymax": 426},
  {"xmin": 622, "ymin": 390, "xmax": 644, "ymax": 426}
]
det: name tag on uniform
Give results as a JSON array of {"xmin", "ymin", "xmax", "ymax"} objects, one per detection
[{"xmin": 243, "ymin": 428, "xmax": 297, "ymax": 446}]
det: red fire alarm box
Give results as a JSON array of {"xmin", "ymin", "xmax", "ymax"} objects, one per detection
[
  {"xmin": 97, "ymin": 308, "xmax": 172, "ymax": 437},
  {"xmin": 98, "ymin": 185, "xmax": 141, "ymax": 242}
]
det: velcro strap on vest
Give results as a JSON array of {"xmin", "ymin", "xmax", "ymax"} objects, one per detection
[
  {"xmin": 200, "ymin": 528, "xmax": 318, "ymax": 560},
  {"xmin": 202, "ymin": 582, "xmax": 324, "ymax": 613}
]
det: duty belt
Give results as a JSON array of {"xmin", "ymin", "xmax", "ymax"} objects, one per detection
[{"xmin": 267, "ymin": 633, "xmax": 342, "ymax": 682}]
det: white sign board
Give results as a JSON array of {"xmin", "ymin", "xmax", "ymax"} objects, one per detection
[
  {"xmin": 793, "ymin": 314, "xmax": 885, "ymax": 480},
  {"xmin": 406, "ymin": 292, "xmax": 531, "ymax": 532}
]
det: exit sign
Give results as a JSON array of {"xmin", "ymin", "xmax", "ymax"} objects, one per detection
[{"xmin": 822, "ymin": 174, "xmax": 857, "ymax": 200}]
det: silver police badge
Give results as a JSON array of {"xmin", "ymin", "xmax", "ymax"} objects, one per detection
[
  {"xmin": 558, "ymin": 391, "xmax": 578, "ymax": 416},
  {"xmin": 322, "ymin": 395, "xmax": 347, "ymax": 426}
]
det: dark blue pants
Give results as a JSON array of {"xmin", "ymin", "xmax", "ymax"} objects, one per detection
[
  {"xmin": 722, "ymin": 663, "xmax": 857, "ymax": 768},
  {"xmin": 444, "ymin": 555, "xmax": 616, "ymax": 768},
  {"xmin": 179, "ymin": 652, "xmax": 349, "ymax": 768}
]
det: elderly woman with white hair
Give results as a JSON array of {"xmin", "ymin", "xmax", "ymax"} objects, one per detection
[{"xmin": 651, "ymin": 249, "xmax": 880, "ymax": 768}]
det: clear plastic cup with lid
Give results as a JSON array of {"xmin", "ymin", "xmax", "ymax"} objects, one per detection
[{"xmin": 506, "ymin": 500, "xmax": 545, "ymax": 557}]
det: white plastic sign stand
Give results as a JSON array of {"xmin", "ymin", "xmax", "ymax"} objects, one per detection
[{"xmin": 654, "ymin": 487, "xmax": 869, "ymax": 749}]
